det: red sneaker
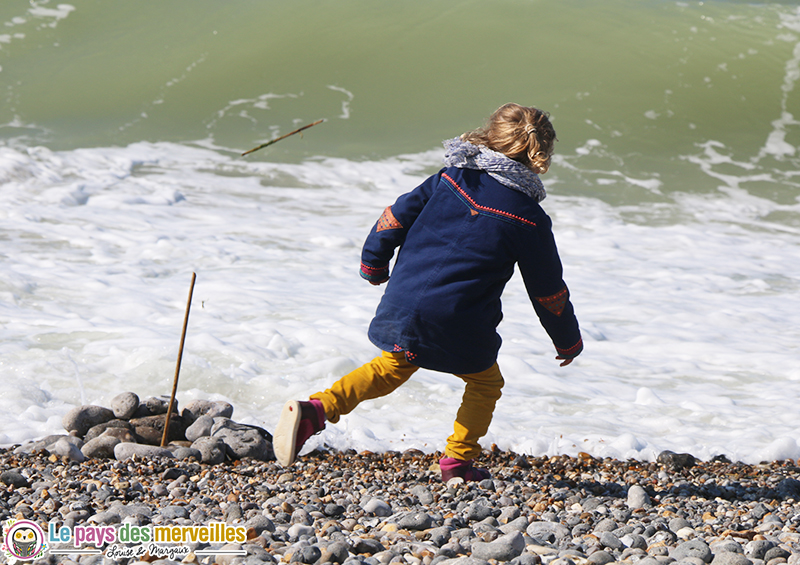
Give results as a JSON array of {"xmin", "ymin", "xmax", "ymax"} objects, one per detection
[
  {"xmin": 274, "ymin": 399, "xmax": 326, "ymax": 466},
  {"xmin": 439, "ymin": 457, "xmax": 491, "ymax": 482}
]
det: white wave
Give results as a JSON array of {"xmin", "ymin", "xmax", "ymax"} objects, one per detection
[{"xmin": 0, "ymin": 142, "xmax": 798, "ymax": 465}]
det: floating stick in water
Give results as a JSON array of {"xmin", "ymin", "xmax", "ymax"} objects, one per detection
[
  {"xmin": 161, "ymin": 272, "xmax": 197, "ymax": 447},
  {"xmin": 241, "ymin": 119, "xmax": 325, "ymax": 156}
]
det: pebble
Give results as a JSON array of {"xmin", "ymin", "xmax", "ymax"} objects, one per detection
[
  {"xmin": 191, "ymin": 436, "xmax": 227, "ymax": 464},
  {"xmin": 111, "ymin": 392, "xmax": 140, "ymax": 420},
  {"xmin": 3, "ymin": 438, "xmax": 800, "ymax": 565},
  {"xmin": 62, "ymin": 404, "xmax": 115, "ymax": 436},
  {"xmin": 81, "ymin": 435, "xmax": 122, "ymax": 459},
  {"xmin": 185, "ymin": 414, "xmax": 215, "ymax": 442},
  {"xmin": 627, "ymin": 484, "xmax": 651, "ymax": 508},
  {"xmin": 183, "ymin": 399, "xmax": 234, "ymax": 420},
  {"xmin": 113, "ymin": 442, "xmax": 174, "ymax": 460},
  {"xmin": 363, "ymin": 497, "xmax": 394, "ymax": 517},
  {"xmin": 470, "ymin": 531, "xmax": 526, "ymax": 561}
]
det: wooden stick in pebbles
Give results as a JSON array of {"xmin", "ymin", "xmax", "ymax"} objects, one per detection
[{"xmin": 161, "ymin": 272, "xmax": 197, "ymax": 447}]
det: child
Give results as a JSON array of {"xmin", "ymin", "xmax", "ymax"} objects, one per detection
[{"xmin": 274, "ymin": 103, "xmax": 583, "ymax": 481}]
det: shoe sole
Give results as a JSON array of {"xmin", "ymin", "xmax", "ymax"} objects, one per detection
[{"xmin": 273, "ymin": 400, "xmax": 301, "ymax": 466}]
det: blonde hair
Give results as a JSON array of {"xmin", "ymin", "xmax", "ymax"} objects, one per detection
[{"xmin": 461, "ymin": 103, "xmax": 556, "ymax": 174}]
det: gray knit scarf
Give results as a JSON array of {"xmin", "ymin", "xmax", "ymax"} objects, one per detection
[{"xmin": 442, "ymin": 137, "xmax": 546, "ymax": 202}]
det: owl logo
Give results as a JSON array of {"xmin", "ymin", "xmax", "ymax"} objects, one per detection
[{"xmin": 1, "ymin": 519, "xmax": 47, "ymax": 561}]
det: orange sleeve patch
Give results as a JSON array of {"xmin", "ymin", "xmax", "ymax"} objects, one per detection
[
  {"xmin": 535, "ymin": 287, "xmax": 569, "ymax": 317},
  {"xmin": 376, "ymin": 206, "xmax": 403, "ymax": 232}
]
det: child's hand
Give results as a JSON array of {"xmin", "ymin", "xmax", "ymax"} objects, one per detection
[{"xmin": 555, "ymin": 356, "xmax": 573, "ymax": 367}]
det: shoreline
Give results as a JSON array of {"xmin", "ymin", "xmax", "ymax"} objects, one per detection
[{"xmin": 2, "ymin": 448, "xmax": 800, "ymax": 565}]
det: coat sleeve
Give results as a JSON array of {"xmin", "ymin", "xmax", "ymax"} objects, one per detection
[
  {"xmin": 359, "ymin": 170, "xmax": 442, "ymax": 284},
  {"xmin": 517, "ymin": 215, "xmax": 584, "ymax": 360}
]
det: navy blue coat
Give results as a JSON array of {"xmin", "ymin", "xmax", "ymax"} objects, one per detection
[{"xmin": 360, "ymin": 166, "xmax": 582, "ymax": 374}]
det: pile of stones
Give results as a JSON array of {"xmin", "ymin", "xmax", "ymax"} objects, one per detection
[{"xmin": 13, "ymin": 393, "xmax": 273, "ymax": 464}]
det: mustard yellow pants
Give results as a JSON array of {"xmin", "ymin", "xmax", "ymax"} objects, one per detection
[{"xmin": 311, "ymin": 351, "xmax": 504, "ymax": 460}]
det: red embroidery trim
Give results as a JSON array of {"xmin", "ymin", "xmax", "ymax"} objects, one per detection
[
  {"xmin": 376, "ymin": 206, "xmax": 403, "ymax": 232},
  {"xmin": 557, "ymin": 338, "xmax": 583, "ymax": 358},
  {"xmin": 535, "ymin": 287, "xmax": 569, "ymax": 317},
  {"xmin": 360, "ymin": 262, "xmax": 388, "ymax": 275},
  {"xmin": 441, "ymin": 173, "xmax": 537, "ymax": 227}
]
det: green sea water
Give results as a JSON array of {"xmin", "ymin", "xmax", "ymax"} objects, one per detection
[{"xmin": 3, "ymin": 0, "xmax": 800, "ymax": 209}]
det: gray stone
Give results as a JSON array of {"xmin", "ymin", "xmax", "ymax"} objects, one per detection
[
  {"xmin": 428, "ymin": 526, "xmax": 454, "ymax": 547},
  {"xmin": 352, "ymin": 538, "xmax": 385, "ymax": 555},
  {"xmin": 14, "ymin": 434, "xmax": 68, "ymax": 455},
  {"xmin": 55, "ymin": 437, "xmax": 86, "ymax": 462},
  {"xmin": 130, "ymin": 414, "xmax": 188, "ymax": 445},
  {"xmin": 712, "ymin": 554, "xmax": 754, "ymax": 565},
  {"xmin": 166, "ymin": 446, "xmax": 202, "ymax": 461},
  {"xmin": 88, "ymin": 510, "xmax": 122, "ymax": 525},
  {"xmin": 746, "ymin": 542, "xmax": 776, "ymax": 560},
  {"xmin": 466, "ymin": 502, "xmax": 494, "ymax": 522},
  {"xmin": 0, "ymin": 470, "xmax": 29, "ymax": 488},
  {"xmin": 190, "ymin": 436, "xmax": 226, "ymax": 464},
  {"xmin": 215, "ymin": 544, "xmax": 245, "ymax": 565},
  {"xmin": 510, "ymin": 554, "xmax": 541, "ymax": 565},
  {"xmin": 470, "ymin": 531, "xmax": 525, "ymax": 562},
  {"xmin": 287, "ymin": 523, "xmax": 315, "ymax": 539},
  {"xmin": 594, "ymin": 518, "xmax": 618, "ymax": 532},
  {"xmin": 777, "ymin": 478, "xmax": 800, "ymax": 499},
  {"xmin": 750, "ymin": 503, "xmax": 772, "ymax": 520},
  {"xmin": 712, "ymin": 541, "xmax": 745, "ymax": 555},
  {"xmin": 185, "ymin": 415, "xmax": 214, "ymax": 442},
  {"xmin": 627, "ymin": 485, "xmax": 651, "ymax": 509},
  {"xmin": 113, "ymin": 442, "xmax": 174, "ymax": 461},
  {"xmin": 319, "ymin": 541, "xmax": 349, "ymax": 564},
  {"xmin": 110, "ymin": 392, "xmax": 139, "ymax": 419},
  {"xmin": 764, "ymin": 548, "xmax": 790, "ymax": 562},
  {"xmin": 671, "ymin": 539, "xmax": 712, "ymax": 563},
  {"xmin": 81, "ymin": 435, "xmax": 121, "ymax": 459},
  {"xmin": 526, "ymin": 521, "xmax": 571, "ymax": 544},
  {"xmin": 291, "ymin": 545, "xmax": 322, "ymax": 564},
  {"xmin": 670, "ymin": 517, "xmax": 693, "ymax": 533},
  {"xmin": 98, "ymin": 427, "xmax": 137, "ymax": 444},
  {"xmin": 211, "ymin": 418, "xmax": 272, "ymax": 460},
  {"xmin": 498, "ymin": 506, "xmax": 521, "ymax": 524},
  {"xmin": 397, "ymin": 512, "xmax": 433, "ymax": 531},
  {"xmin": 657, "ymin": 450, "xmax": 696, "ymax": 470},
  {"xmin": 621, "ymin": 534, "xmax": 648, "ymax": 550},
  {"xmin": 650, "ymin": 530, "xmax": 678, "ymax": 545},
  {"xmin": 500, "ymin": 516, "xmax": 529, "ymax": 534},
  {"xmin": 143, "ymin": 395, "xmax": 175, "ymax": 415},
  {"xmin": 84, "ymin": 419, "xmax": 134, "ymax": 442},
  {"xmin": 599, "ymin": 531, "xmax": 624, "ymax": 551},
  {"xmin": 62, "ymin": 405, "xmax": 115, "ymax": 437},
  {"xmin": 588, "ymin": 551, "xmax": 616, "ymax": 565},
  {"xmin": 411, "ymin": 484, "xmax": 435, "ymax": 505},
  {"xmin": 291, "ymin": 508, "xmax": 313, "ymax": 525},
  {"xmin": 363, "ymin": 498, "xmax": 393, "ymax": 517},
  {"xmin": 437, "ymin": 559, "xmax": 490, "ymax": 565},
  {"xmin": 160, "ymin": 506, "xmax": 189, "ymax": 520},
  {"xmin": 245, "ymin": 515, "xmax": 275, "ymax": 535},
  {"xmin": 183, "ymin": 399, "xmax": 234, "ymax": 422}
]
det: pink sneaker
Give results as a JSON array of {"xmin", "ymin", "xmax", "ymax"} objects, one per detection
[
  {"xmin": 274, "ymin": 399, "xmax": 326, "ymax": 466},
  {"xmin": 439, "ymin": 456, "xmax": 491, "ymax": 482}
]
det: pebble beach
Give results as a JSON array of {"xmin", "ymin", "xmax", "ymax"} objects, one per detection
[{"xmin": 3, "ymin": 448, "xmax": 800, "ymax": 565}]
